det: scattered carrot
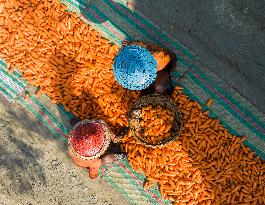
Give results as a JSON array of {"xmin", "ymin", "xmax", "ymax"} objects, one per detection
[
  {"xmin": 123, "ymin": 87, "xmax": 265, "ymax": 204},
  {"xmin": 0, "ymin": 0, "xmax": 140, "ymax": 133},
  {"xmin": 1, "ymin": 1, "xmax": 264, "ymax": 204},
  {"xmin": 206, "ymin": 98, "xmax": 214, "ymax": 107}
]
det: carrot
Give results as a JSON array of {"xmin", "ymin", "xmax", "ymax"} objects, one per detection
[
  {"xmin": 240, "ymin": 135, "xmax": 247, "ymax": 143},
  {"xmin": 143, "ymin": 180, "xmax": 153, "ymax": 190},
  {"xmin": 2, "ymin": 1, "xmax": 264, "ymax": 204},
  {"xmin": 214, "ymin": 119, "xmax": 219, "ymax": 130},
  {"xmin": 0, "ymin": 0, "xmax": 142, "ymax": 136},
  {"xmin": 140, "ymin": 105, "xmax": 174, "ymax": 144},
  {"xmin": 206, "ymin": 98, "xmax": 214, "ymax": 107},
  {"xmin": 123, "ymin": 86, "xmax": 264, "ymax": 204}
]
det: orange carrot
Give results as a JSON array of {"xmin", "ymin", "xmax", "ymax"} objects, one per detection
[
  {"xmin": 206, "ymin": 98, "xmax": 214, "ymax": 107},
  {"xmin": 2, "ymin": 1, "xmax": 264, "ymax": 204}
]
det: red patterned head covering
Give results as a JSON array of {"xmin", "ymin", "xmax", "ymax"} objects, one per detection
[{"xmin": 68, "ymin": 119, "xmax": 111, "ymax": 160}]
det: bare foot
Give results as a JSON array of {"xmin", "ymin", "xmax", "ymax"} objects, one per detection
[{"xmin": 87, "ymin": 159, "xmax": 102, "ymax": 179}]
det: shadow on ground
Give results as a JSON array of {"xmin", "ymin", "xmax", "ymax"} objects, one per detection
[
  {"xmin": 0, "ymin": 120, "xmax": 46, "ymax": 195},
  {"xmin": 0, "ymin": 96, "xmax": 64, "ymax": 196}
]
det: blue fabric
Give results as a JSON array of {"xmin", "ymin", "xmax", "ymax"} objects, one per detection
[{"xmin": 113, "ymin": 45, "xmax": 157, "ymax": 90}]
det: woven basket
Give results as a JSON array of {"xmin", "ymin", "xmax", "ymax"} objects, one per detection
[{"xmin": 128, "ymin": 93, "xmax": 182, "ymax": 148}]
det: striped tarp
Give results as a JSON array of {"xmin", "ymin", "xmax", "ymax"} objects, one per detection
[
  {"xmin": 0, "ymin": 59, "xmax": 171, "ymax": 205},
  {"xmin": 61, "ymin": 0, "xmax": 265, "ymax": 159},
  {"xmin": 0, "ymin": 0, "xmax": 265, "ymax": 204}
]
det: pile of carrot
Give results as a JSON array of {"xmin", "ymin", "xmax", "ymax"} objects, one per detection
[
  {"xmin": 140, "ymin": 104, "xmax": 174, "ymax": 144},
  {"xmin": 1, "ymin": 1, "xmax": 264, "ymax": 204},
  {"xmin": 122, "ymin": 86, "xmax": 265, "ymax": 205},
  {"xmin": 0, "ymin": 0, "xmax": 140, "ymax": 132}
]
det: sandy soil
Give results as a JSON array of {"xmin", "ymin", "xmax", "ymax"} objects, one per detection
[{"xmin": 0, "ymin": 97, "xmax": 130, "ymax": 205}]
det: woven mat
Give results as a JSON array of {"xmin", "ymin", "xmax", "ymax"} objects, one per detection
[{"xmin": 1, "ymin": 0, "xmax": 265, "ymax": 204}]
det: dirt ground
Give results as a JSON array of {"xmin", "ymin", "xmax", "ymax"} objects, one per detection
[{"xmin": 0, "ymin": 97, "xmax": 130, "ymax": 205}]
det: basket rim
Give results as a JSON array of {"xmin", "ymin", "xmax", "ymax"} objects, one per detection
[{"xmin": 128, "ymin": 93, "xmax": 183, "ymax": 148}]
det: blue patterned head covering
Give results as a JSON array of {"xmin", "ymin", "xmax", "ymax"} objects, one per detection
[{"xmin": 113, "ymin": 45, "xmax": 157, "ymax": 90}]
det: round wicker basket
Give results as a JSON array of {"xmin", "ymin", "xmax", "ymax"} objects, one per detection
[{"xmin": 128, "ymin": 93, "xmax": 183, "ymax": 148}]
